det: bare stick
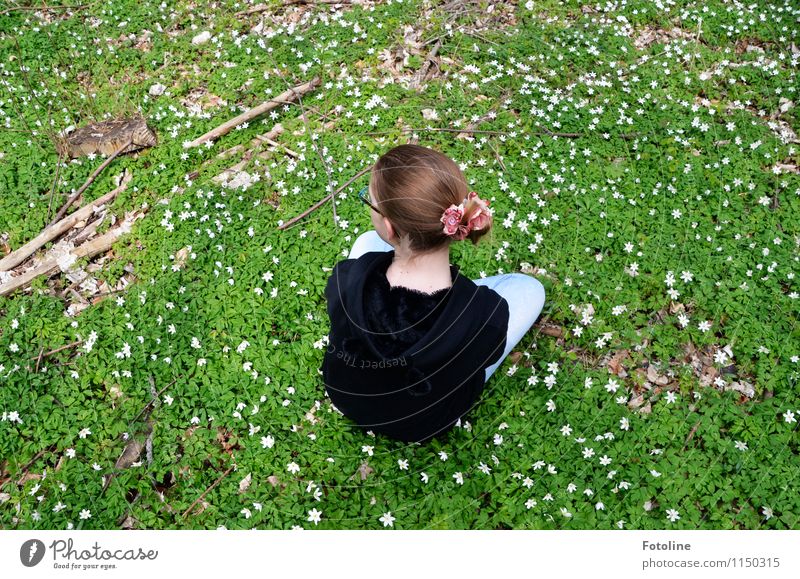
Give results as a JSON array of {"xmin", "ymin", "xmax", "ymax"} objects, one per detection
[
  {"xmin": 487, "ymin": 139, "xmax": 506, "ymax": 171},
  {"xmin": 181, "ymin": 463, "xmax": 236, "ymax": 519},
  {"xmin": 49, "ymin": 136, "xmax": 133, "ymax": 227},
  {"xmin": 253, "ymin": 135, "xmax": 299, "ymax": 158},
  {"xmin": 27, "ymin": 339, "xmax": 83, "ymax": 361},
  {"xmin": 131, "ymin": 376, "xmax": 179, "ymax": 425},
  {"xmin": 71, "ymin": 211, "xmax": 107, "ymax": 244},
  {"xmin": 277, "ymin": 165, "xmax": 373, "ymax": 230},
  {"xmin": 46, "ymin": 149, "xmax": 66, "ymax": 224},
  {"xmin": 0, "ymin": 170, "xmax": 131, "ymax": 272},
  {"xmin": 184, "ymin": 77, "xmax": 321, "ymax": 148},
  {"xmin": 211, "ymin": 123, "xmax": 285, "ymax": 162},
  {"xmin": 357, "ymin": 126, "xmax": 642, "ymax": 140},
  {"xmin": 236, "ymin": 0, "xmax": 352, "ymax": 16},
  {"xmin": 34, "ymin": 347, "xmax": 44, "ymax": 373},
  {"xmin": 0, "ymin": 3, "xmax": 97, "ymax": 16}
]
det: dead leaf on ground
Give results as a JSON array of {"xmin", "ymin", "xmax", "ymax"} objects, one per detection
[
  {"xmin": 16, "ymin": 472, "xmax": 42, "ymax": 485},
  {"xmin": 699, "ymin": 364, "xmax": 719, "ymax": 387},
  {"xmin": 175, "ymin": 246, "xmax": 189, "ymax": 269},
  {"xmin": 266, "ymin": 475, "xmax": 286, "ymax": 490},
  {"xmin": 726, "ymin": 380, "xmax": 755, "ymax": 398},
  {"xmin": 115, "ymin": 438, "xmax": 145, "ymax": 470},
  {"xmin": 628, "ymin": 393, "xmax": 645, "ymax": 410},
  {"xmin": 607, "ymin": 349, "xmax": 630, "ymax": 378},
  {"xmin": 120, "ymin": 515, "xmax": 138, "ymax": 529},
  {"xmin": 771, "ymin": 162, "xmax": 798, "ymax": 174},
  {"xmin": 646, "ymin": 364, "xmax": 670, "ymax": 386},
  {"xmin": 216, "ymin": 427, "xmax": 240, "ymax": 453},
  {"xmin": 540, "ymin": 325, "xmax": 563, "ymax": 338},
  {"xmin": 188, "ymin": 499, "xmax": 211, "ymax": 517},
  {"xmin": 238, "ymin": 473, "xmax": 252, "ymax": 494},
  {"xmin": 353, "ymin": 462, "xmax": 373, "ymax": 482}
]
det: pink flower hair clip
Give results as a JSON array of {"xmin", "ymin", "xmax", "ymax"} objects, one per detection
[{"xmin": 440, "ymin": 191, "xmax": 491, "ymax": 241}]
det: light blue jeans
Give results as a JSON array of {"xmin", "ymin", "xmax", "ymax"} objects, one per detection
[{"xmin": 348, "ymin": 230, "xmax": 546, "ymax": 382}]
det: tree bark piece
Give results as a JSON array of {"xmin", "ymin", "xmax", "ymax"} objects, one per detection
[
  {"xmin": 0, "ymin": 169, "xmax": 132, "ymax": 272},
  {"xmin": 0, "ymin": 210, "xmax": 145, "ymax": 298},
  {"xmin": 411, "ymin": 39, "xmax": 441, "ymax": 90},
  {"xmin": 55, "ymin": 116, "xmax": 156, "ymax": 159},
  {"xmin": 184, "ymin": 77, "xmax": 321, "ymax": 148}
]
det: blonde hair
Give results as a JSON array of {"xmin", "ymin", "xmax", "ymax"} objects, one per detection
[{"xmin": 370, "ymin": 144, "xmax": 492, "ymax": 254}]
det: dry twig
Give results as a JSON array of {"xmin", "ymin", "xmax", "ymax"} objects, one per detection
[
  {"xmin": 48, "ymin": 136, "xmax": 133, "ymax": 227},
  {"xmin": 277, "ymin": 165, "xmax": 373, "ymax": 230},
  {"xmin": 181, "ymin": 463, "xmax": 236, "ymax": 519},
  {"xmin": 27, "ymin": 339, "xmax": 83, "ymax": 361}
]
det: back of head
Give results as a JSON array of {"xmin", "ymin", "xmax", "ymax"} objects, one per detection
[{"xmin": 370, "ymin": 144, "xmax": 493, "ymax": 255}]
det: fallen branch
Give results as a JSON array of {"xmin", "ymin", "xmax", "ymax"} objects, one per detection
[
  {"xmin": 254, "ymin": 134, "xmax": 299, "ymax": 158},
  {"xmin": 208, "ymin": 123, "xmax": 297, "ymax": 184},
  {"xmin": 277, "ymin": 165, "xmax": 373, "ymax": 230},
  {"xmin": 45, "ymin": 149, "xmax": 66, "ymax": 224},
  {"xmin": 681, "ymin": 419, "xmax": 702, "ymax": 452},
  {"xmin": 27, "ymin": 340, "xmax": 83, "ymax": 361},
  {"xmin": 0, "ymin": 444, "xmax": 58, "ymax": 488},
  {"xmin": 184, "ymin": 77, "xmax": 321, "ymax": 148},
  {"xmin": 34, "ymin": 347, "xmax": 44, "ymax": 373},
  {"xmin": 71, "ymin": 211, "xmax": 107, "ymax": 244},
  {"xmin": 358, "ymin": 127, "xmax": 644, "ymax": 140},
  {"xmin": 0, "ymin": 2, "xmax": 98, "ymax": 16},
  {"xmin": 131, "ymin": 375, "xmax": 179, "ymax": 425},
  {"xmin": 210, "ymin": 123, "xmax": 285, "ymax": 162},
  {"xmin": 0, "ymin": 169, "xmax": 132, "ymax": 272},
  {"xmin": 181, "ymin": 462, "xmax": 236, "ymax": 519},
  {"xmin": 486, "ymin": 139, "xmax": 506, "ymax": 171},
  {"xmin": 236, "ymin": 0, "xmax": 352, "ymax": 16},
  {"xmin": 0, "ymin": 211, "xmax": 146, "ymax": 298},
  {"xmin": 48, "ymin": 136, "xmax": 133, "ymax": 227}
]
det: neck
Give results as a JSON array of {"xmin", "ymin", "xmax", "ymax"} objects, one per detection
[{"xmin": 387, "ymin": 241, "xmax": 452, "ymax": 290}]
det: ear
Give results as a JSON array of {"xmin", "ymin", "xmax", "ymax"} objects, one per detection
[{"xmin": 383, "ymin": 216, "xmax": 398, "ymax": 242}]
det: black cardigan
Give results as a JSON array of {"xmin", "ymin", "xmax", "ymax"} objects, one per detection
[{"xmin": 321, "ymin": 250, "xmax": 509, "ymax": 443}]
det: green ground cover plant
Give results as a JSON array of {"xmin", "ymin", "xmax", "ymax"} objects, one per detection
[{"xmin": 0, "ymin": 0, "xmax": 798, "ymax": 530}]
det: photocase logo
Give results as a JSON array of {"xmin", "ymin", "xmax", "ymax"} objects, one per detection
[{"xmin": 20, "ymin": 539, "xmax": 46, "ymax": 567}]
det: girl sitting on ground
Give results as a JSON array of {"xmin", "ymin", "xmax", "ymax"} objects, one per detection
[{"xmin": 321, "ymin": 144, "xmax": 546, "ymax": 443}]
